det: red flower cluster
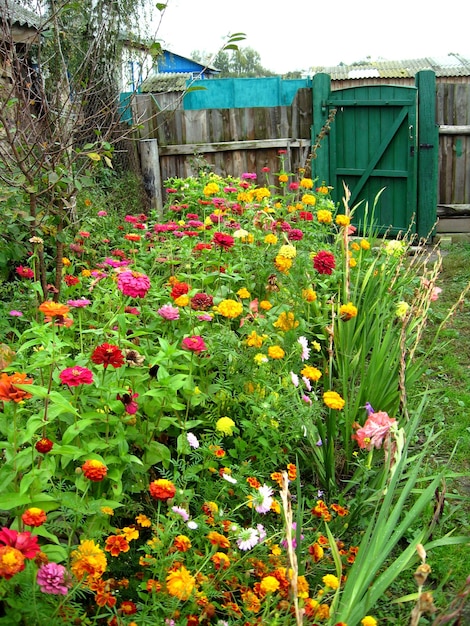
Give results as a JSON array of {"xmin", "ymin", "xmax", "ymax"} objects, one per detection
[
  {"xmin": 170, "ymin": 281, "xmax": 190, "ymax": 300},
  {"xmin": 64, "ymin": 275, "xmax": 80, "ymax": 286},
  {"xmin": 212, "ymin": 232, "xmax": 235, "ymax": 250},
  {"xmin": 190, "ymin": 292, "xmax": 213, "ymax": 311},
  {"xmin": 16, "ymin": 266, "xmax": 34, "ymax": 279},
  {"xmin": 91, "ymin": 343, "xmax": 124, "ymax": 369},
  {"xmin": 313, "ymin": 250, "xmax": 336, "ymax": 275}
]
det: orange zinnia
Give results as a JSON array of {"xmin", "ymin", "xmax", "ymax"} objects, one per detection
[
  {"xmin": 0, "ymin": 372, "xmax": 33, "ymax": 403},
  {"xmin": 82, "ymin": 459, "xmax": 108, "ymax": 482},
  {"xmin": 149, "ymin": 479, "xmax": 176, "ymax": 501},
  {"xmin": 38, "ymin": 301, "xmax": 70, "ymax": 317}
]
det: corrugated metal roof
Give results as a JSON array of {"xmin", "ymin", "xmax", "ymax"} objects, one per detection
[
  {"xmin": 1, "ymin": 0, "xmax": 41, "ymax": 29},
  {"xmin": 311, "ymin": 54, "xmax": 470, "ymax": 79},
  {"xmin": 140, "ymin": 73, "xmax": 189, "ymax": 93}
]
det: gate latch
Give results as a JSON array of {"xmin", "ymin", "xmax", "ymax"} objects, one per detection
[{"xmin": 419, "ymin": 143, "xmax": 434, "ymax": 150}]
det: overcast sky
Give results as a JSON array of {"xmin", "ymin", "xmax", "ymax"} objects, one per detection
[{"xmin": 149, "ymin": 0, "xmax": 470, "ymax": 74}]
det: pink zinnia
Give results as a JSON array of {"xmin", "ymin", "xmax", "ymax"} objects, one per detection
[
  {"xmin": 59, "ymin": 366, "xmax": 93, "ymax": 387},
  {"xmin": 182, "ymin": 336, "xmax": 207, "ymax": 354},
  {"xmin": 67, "ymin": 298, "xmax": 91, "ymax": 308},
  {"xmin": 288, "ymin": 228, "xmax": 304, "ymax": 241},
  {"xmin": 37, "ymin": 562, "xmax": 69, "ymax": 595},
  {"xmin": 157, "ymin": 304, "xmax": 180, "ymax": 320},
  {"xmin": 117, "ymin": 270, "xmax": 151, "ymax": 298},
  {"xmin": 313, "ymin": 250, "xmax": 336, "ymax": 275},
  {"xmin": 352, "ymin": 411, "xmax": 397, "ymax": 450}
]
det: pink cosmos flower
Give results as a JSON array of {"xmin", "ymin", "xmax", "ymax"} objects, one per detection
[
  {"xmin": 290, "ymin": 371, "xmax": 299, "ymax": 387},
  {"xmin": 9, "ymin": 310, "xmax": 23, "ymax": 317},
  {"xmin": 97, "ymin": 210, "xmax": 107, "ymax": 217},
  {"xmin": 157, "ymin": 304, "xmax": 180, "ymax": 320},
  {"xmin": 182, "ymin": 336, "xmax": 207, "ymax": 354},
  {"xmin": 59, "ymin": 366, "xmax": 94, "ymax": 387},
  {"xmin": 117, "ymin": 270, "xmax": 151, "ymax": 298},
  {"xmin": 37, "ymin": 563, "xmax": 69, "ymax": 595},
  {"xmin": 352, "ymin": 411, "xmax": 397, "ymax": 450},
  {"xmin": 171, "ymin": 506, "xmax": 189, "ymax": 522}
]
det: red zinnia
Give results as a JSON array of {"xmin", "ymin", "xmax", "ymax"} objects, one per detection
[
  {"xmin": 64, "ymin": 275, "xmax": 80, "ymax": 286},
  {"xmin": 35, "ymin": 438, "xmax": 54, "ymax": 454},
  {"xmin": 59, "ymin": 366, "xmax": 94, "ymax": 387},
  {"xmin": 170, "ymin": 281, "xmax": 190, "ymax": 300},
  {"xmin": 120, "ymin": 600, "xmax": 137, "ymax": 615},
  {"xmin": 0, "ymin": 527, "xmax": 40, "ymax": 559},
  {"xmin": 190, "ymin": 292, "xmax": 213, "ymax": 311},
  {"xmin": 16, "ymin": 266, "xmax": 34, "ymax": 279},
  {"xmin": 82, "ymin": 459, "xmax": 108, "ymax": 481},
  {"xmin": 91, "ymin": 343, "xmax": 124, "ymax": 369},
  {"xmin": 313, "ymin": 250, "xmax": 336, "ymax": 275},
  {"xmin": 212, "ymin": 232, "xmax": 235, "ymax": 250},
  {"xmin": 149, "ymin": 479, "xmax": 176, "ymax": 501}
]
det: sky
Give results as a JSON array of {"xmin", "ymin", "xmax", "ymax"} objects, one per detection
[{"xmin": 148, "ymin": 0, "xmax": 470, "ymax": 74}]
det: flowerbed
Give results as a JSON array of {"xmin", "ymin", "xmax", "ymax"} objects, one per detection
[{"xmin": 0, "ymin": 162, "xmax": 464, "ymax": 625}]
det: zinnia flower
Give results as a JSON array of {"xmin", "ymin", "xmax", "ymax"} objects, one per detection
[
  {"xmin": 59, "ymin": 366, "xmax": 94, "ymax": 387},
  {"xmin": 323, "ymin": 391, "xmax": 345, "ymax": 410},
  {"xmin": 149, "ymin": 479, "xmax": 176, "ymax": 501},
  {"xmin": 361, "ymin": 617, "xmax": 378, "ymax": 626},
  {"xmin": 0, "ymin": 546, "xmax": 25, "ymax": 579},
  {"xmin": 182, "ymin": 335, "xmax": 207, "ymax": 354},
  {"xmin": 117, "ymin": 390, "xmax": 139, "ymax": 414},
  {"xmin": 67, "ymin": 298, "xmax": 91, "ymax": 308},
  {"xmin": 313, "ymin": 250, "xmax": 336, "ymax": 275},
  {"xmin": 37, "ymin": 563, "xmax": 69, "ymax": 595},
  {"xmin": 16, "ymin": 265, "xmax": 34, "ymax": 278},
  {"xmin": 215, "ymin": 299, "xmax": 243, "ymax": 318},
  {"xmin": 190, "ymin": 293, "xmax": 214, "ymax": 311},
  {"xmin": 82, "ymin": 459, "xmax": 108, "ymax": 481},
  {"xmin": 117, "ymin": 270, "xmax": 151, "ymax": 298},
  {"xmin": 0, "ymin": 372, "xmax": 33, "ymax": 402},
  {"xmin": 0, "ymin": 527, "xmax": 40, "ymax": 559},
  {"xmin": 166, "ymin": 565, "xmax": 196, "ymax": 600},
  {"xmin": 212, "ymin": 232, "xmax": 235, "ymax": 250},
  {"xmin": 157, "ymin": 304, "xmax": 180, "ymax": 320},
  {"xmin": 35, "ymin": 438, "xmax": 53, "ymax": 453},
  {"xmin": 38, "ymin": 301, "xmax": 70, "ymax": 317},
  {"xmin": 91, "ymin": 343, "xmax": 124, "ymax": 369},
  {"xmin": 21, "ymin": 508, "xmax": 47, "ymax": 527}
]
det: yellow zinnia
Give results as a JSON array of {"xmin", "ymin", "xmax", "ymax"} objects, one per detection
[
  {"xmin": 322, "ymin": 573, "xmax": 340, "ymax": 590},
  {"xmin": 278, "ymin": 244, "xmax": 297, "ymax": 259},
  {"xmin": 339, "ymin": 302, "xmax": 358, "ymax": 321},
  {"xmin": 361, "ymin": 617, "xmax": 378, "ymax": 626},
  {"xmin": 264, "ymin": 234, "xmax": 278, "ymax": 245},
  {"xmin": 317, "ymin": 209, "xmax": 333, "ymax": 224},
  {"xmin": 301, "ymin": 193, "xmax": 316, "ymax": 206},
  {"xmin": 274, "ymin": 255, "xmax": 293, "ymax": 273},
  {"xmin": 300, "ymin": 178, "xmax": 314, "ymax": 189}
]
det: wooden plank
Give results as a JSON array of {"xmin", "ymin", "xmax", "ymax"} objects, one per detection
[
  {"xmin": 157, "ymin": 138, "xmax": 311, "ymax": 156},
  {"xmin": 439, "ymin": 125, "xmax": 470, "ymax": 134}
]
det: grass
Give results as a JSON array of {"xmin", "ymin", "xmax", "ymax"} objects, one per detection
[{"xmin": 375, "ymin": 243, "xmax": 470, "ymax": 624}]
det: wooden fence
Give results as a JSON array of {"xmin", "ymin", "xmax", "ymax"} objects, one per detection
[{"xmin": 131, "ymin": 81, "xmax": 470, "ymax": 217}]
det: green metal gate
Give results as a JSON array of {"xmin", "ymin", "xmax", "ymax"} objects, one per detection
[{"xmin": 312, "ymin": 71, "xmax": 438, "ymax": 239}]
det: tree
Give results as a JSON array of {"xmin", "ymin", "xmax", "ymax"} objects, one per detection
[{"xmin": 193, "ymin": 46, "xmax": 276, "ymax": 78}]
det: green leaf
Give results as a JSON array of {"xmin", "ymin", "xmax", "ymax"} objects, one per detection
[
  {"xmin": 61, "ymin": 419, "xmax": 96, "ymax": 444},
  {"xmin": 143, "ymin": 441, "xmax": 171, "ymax": 468}
]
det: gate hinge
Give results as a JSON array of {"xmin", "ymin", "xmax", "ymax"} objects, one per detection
[{"xmin": 419, "ymin": 143, "xmax": 434, "ymax": 149}]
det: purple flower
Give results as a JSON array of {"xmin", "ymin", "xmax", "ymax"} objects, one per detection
[
  {"xmin": 365, "ymin": 402, "xmax": 375, "ymax": 415},
  {"xmin": 36, "ymin": 563, "xmax": 69, "ymax": 595},
  {"xmin": 157, "ymin": 304, "xmax": 180, "ymax": 320},
  {"xmin": 9, "ymin": 310, "xmax": 23, "ymax": 317},
  {"xmin": 67, "ymin": 298, "xmax": 91, "ymax": 308}
]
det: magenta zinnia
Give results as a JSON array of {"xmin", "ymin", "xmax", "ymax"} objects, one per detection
[
  {"xmin": 182, "ymin": 335, "xmax": 207, "ymax": 354},
  {"xmin": 313, "ymin": 250, "xmax": 336, "ymax": 275},
  {"xmin": 59, "ymin": 366, "xmax": 93, "ymax": 387},
  {"xmin": 117, "ymin": 270, "xmax": 151, "ymax": 298}
]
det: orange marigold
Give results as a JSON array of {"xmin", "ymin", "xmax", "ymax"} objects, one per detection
[
  {"xmin": 0, "ymin": 546, "xmax": 25, "ymax": 580},
  {"xmin": 21, "ymin": 508, "xmax": 46, "ymax": 527},
  {"xmin": 70, "ymin": 539, "xmax": 107, "ymax": 581},
  {"xmin": 82, "ymin": 459, "xmax": 108, "ymax": 482},
  {"xmin": 207, "ymin": 531, "xmax": 230, "ymax": 549},
  {"xmin": 166, "ymin": 565, "xmax": 195, "ymax": 600},
  {"xmin": 211, "ymin": 551, "xmax": 230, "ymax": 570},
  {"xmin": 105, "ymin": 535, "xmax": 130, "ymax": 557},
  {"xmin": 173, "ymin": 535, "xmax": 192, "ymax": 552},
  {"xmin": 149, "ymin": 478, "xmax": 176, "ymax": 501}
]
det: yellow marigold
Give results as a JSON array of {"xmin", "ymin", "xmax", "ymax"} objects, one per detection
[
  {"xmin": 246, "ymin": 331, "xmax": 267, "ymax": 348},
  {"xmin": 273, "ymin": 311, "xmax": 299, "ymax": 331},
  {"xmin": 312, "ymin": 340, "xmax": 321, "ymax": 351},
  {"xmin": 259, "ymin": 300, "xmax": 272, "ymax": 310},
  {"xmin": 317, "ymin": 209, "xmax": 333, "ymax": 224},
  {"xmin": 396, "ymin": 301, "xmax": 410, "ymax": 319},
  {"xmin": 361, "ymin": 617, "xmax": 378, "ymax": 626},
  {"xmin": 254, "ymin": 353, "xmax": 268, "ymax": 365},
  {"xmin": 121, "ymin": 526, "xmax": 139, "ymax": 541},
  {"xmin": 81, "ymin": 269, "xmax": 91, "ymax": 277},
  {"xmin": 101, "ymin": 507, "xmax": 114, "ymax": 516},
  {"xmin": 136, "ymin": 514, "xmax": 151, "ymax": 527},
  {"xmin": 203, "ymin": 182, "xmax": 220, "ymax": 196},
  {"xmin": 264, "ymin": 234, "xmax": 278, "ymax": 245},
  {"xmin": 216, "ymin": 416, "xmax": 236, "ymax": 436},
  {"xmin": 300, "ymin": 365, "xmax": 322, "ymax": 382},
  {"xmin": 254, "ymin": 187, "xmax": 271, "ymax": 201},
  {"xmin": 278, "ymin": 244, "xmax": 297, "ymax": 259},
  {"xmin": 322, "ymin": 574, "xmax": 340, "ymax": 590},
  {"xmin": 339, "ymin": 302, "xmax": 358, "ymax": 321},
  {"xmin": 274, "ymin": 255, "xmax": 293, "ymax": 273},
  {"xmin": 317, "ymin": 185, "xmax": 329, "ymax": 194},
  {"xmin": 242, "ymin": 590, "xmax": 261, "ymax": 612},
  {"xmin": 336, "ymin": 214, "xmax": 351, "ymax": 227},
  {"xmin": 349, "ymin": 257, "xmax": 357, "ymax": 268},
  {"xmin": 174, "ymin": 294, "xmax": 189, "ymax": 307},
  {"xmin": 260, "ymin": 576, "xmax": 280, "ymax": 594},
  {"xmin": 302, "ymin": 288, "xmax": 317, "ymax": 302},
  {"xmin": 271, "ymin": 544, "xmax": 282, "ymax": 556},
  {"xmin": 215, "ymin": 299, "xmax": 243, "ymax": 318},
  {"xmin": 323, "ymin": 391, "xmax": 345, "ymax": 410},
  {"xmin": 268, "ymin": 345, "xmax": 285, "ymax": 359},
  {"xmin": 300, "ymin": 178, "xmax": 314, "ymax": 189},
  {"xmin": 360, "ymin": 239, "xmax": 371, "ymax": 250},
  {"xmin": 237, "ymin": 191, "xmax": 250, "ymax": 202},
  {"xmin": 301, "ymin": 193, "xmax": 316, "ymax": 206},
  {"xmin": 297, "ymin": 575, "xmax": 309, "ymax": 598},
  {"xmin": 62, "ymin": 257, "xmax": 71, "ymax": 266},
  {"xmin": 211, "ymin": 551, "xmax": 230, "ymax": 570},
  {"xmin": 241, "ymin": 233, "xmax": 254, "ymax": 243},
  {"xmin": 237, "ymin": 288, "xmax": 251, "ymax": 299},
  {"xmin": 310, "ymin": 542, "xmax": 324, "ymax": 562},
  {"xmin": 316, "ymin": 604, "xmax": 330, "ymax": 619},
  {"xmin": 166, "ymin": 565, "xmax": 195, "ymax": 600},
  {"xmin": 350, "ymin": 241, "xmax": 360, "ymax": 251},
  {"xmin": 278, "ymin": 173, "xmax": 289, "ymax": 183},
  {"xmin": 271, "ymin": 499, "xmax": 281, "ymax": 513},
  {"xmin": 70, "ymin": 540, "xmax": 107, "ymax": 581}
]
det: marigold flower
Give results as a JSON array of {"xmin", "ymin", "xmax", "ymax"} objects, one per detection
[
  {"xmin": 21, "ymin": 508, "xmax": 46, "ymax": 527},
  {"xmin": 105, "ymin": 535, "xmax": 130, "ymax": 557},
  {"xmin": 166, "ymin": 565, "xmax": 195, "ymax": 600},
  {"xmin": 300, "ymin": 178, "xmax": 314, "ymax": 189},
  {"xmin": 264, "ymin": 234, "xmax": 278, "ymax": 244},
  {"xmin": 268, "ymin": 345, "xmax": 285, "ymax": 359},
  {"xmin": 35, "ymin": 438, "xmax": 53, "ymax": 454},
  {"xmin": 323, "ymin": 390, "xmax": 345, "ymax": 410},
  {"xmin": 301, "ymin": 193, "xmax": 316, "ymax": 205},
  {"xmin": 215, "ymin": 299, "xmax": 243, "ymax": 318},
  {"xmin": 300, "ymin": 365, "xmax": 322, "ymax": 382},
  {"xmin": 339, "ymin": 302, "xmax": 358, "ymax": 321},
  {"xmin": 136, "ymin": 514, "xmax": 151, "ymax": 527},
  {"xmin": 237, "ymin": 287, "xmax": 251, "ymax": 299},
  {"xmin": 70, "ymin": 539, "xmax": 107, "ymax": 581},
  {"xmin": 313, "ymin": 250, "xmax": 336, "ymax": 275},
  {"xmin": 274, "ymin": 255, "xmax": 292, "ymax": 273},
  {"xmin": 361, "ymin": 617, "xmax": 378, "ymax": 626},
  {"xmin": 207, "ymin": 531, "xmax": 230, "ymax": 548},
  {"xmin": 311, "ymin": 500, "xmax": 332, "ymax": 522},
  {"xmin": 302, "ymin": 288, "xmax": 317, "ymax": 302},
  {"xmin": 336, "ymin": 214, "xmax": 351, "ymax": 227},
  {"xmin": 259, "ymin": 300, "xmax": 272, "ymax": 310},
  {"xmin": 91, "ymin": 343, "xmax": 124, "ymax": 369},
  {"xmin": 361, "ymin": 239, "xmax": 371, "ymax": 250},
  {"xmin": 173, "ymin": 535, "xmax": 192, "ymax": 552},
  {"xmin": 216, "ymin": 416, "xmax": 236, "ymax": 436},
  {"xmin": 38, "ymin": 301, "xmax": 70, "ymax": 317},
  {"xmin": 309, "ymin": 542, "xmax": 324, "ymax": 562},
  {"xmin": 0, "ymin": 372, "xmax": 33, "ymax": 403},
  {"xmin": 0, "ymin": 546, "xmax": 25, "ymax": 579},
  {"xmin": 59, "ymin": 366, "xmax": 94, "ymax": 387},
  {"xmin": 323, "ymin": 573, "xmax": 340, "ymax": 590},
  {"xmin": 317, "ymin": 209, "xmax": 333, "ymax": 224},
  {"xmin": 149, "ymin": 479, "xmax": 176, "ymax": 501},
  {"xmin": 245, "ymin": 331, "xmax": 267, "ymax": 348},
  {"xmin": 260, "ymin": 575, "xmax": 280, "ymax": 594},
  {"xmin": 287, "ymin": 463, "xmax": 297, "ymax": 481},
  {"xmin": 146, "ymin": 578, "xmax": 162, "ymax": 592},
  {"xmin": 273, "ymin": 311, "xmax": 299, "ymax": 331}
]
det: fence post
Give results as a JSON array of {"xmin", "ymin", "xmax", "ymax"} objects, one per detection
[
  {"xmin": 140, "ymin": 139, "xmax": 163, "ymax": 216},
  {"xmin": 415, "ymin": 70, "xmax": 438, "ymax": 240},
  {"xmin": 311, "ymin": 73, "xmax": 331, "ymax": 184}
]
